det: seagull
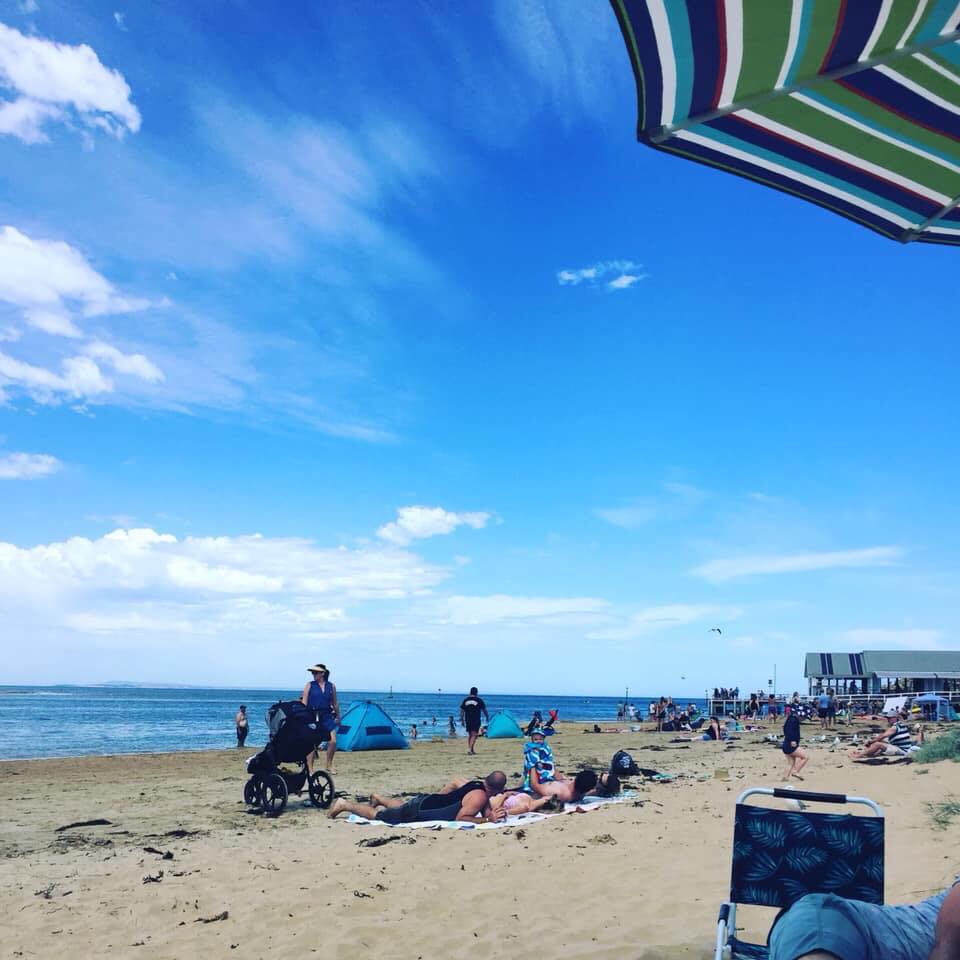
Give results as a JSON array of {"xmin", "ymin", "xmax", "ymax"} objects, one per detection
[{"xmin": 709, "ymin": 627, "xmax": 722, "ymax": 634}]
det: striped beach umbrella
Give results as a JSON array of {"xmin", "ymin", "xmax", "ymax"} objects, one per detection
[{"xmin": 609, "ymin": 1, "xmax": 960, "ymax": 245}]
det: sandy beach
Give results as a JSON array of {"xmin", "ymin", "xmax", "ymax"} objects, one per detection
[{"xmin": 2, "ymin": 721, "xmax": 958, "ymax": 959}]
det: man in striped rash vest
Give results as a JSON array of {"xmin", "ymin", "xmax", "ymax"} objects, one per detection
[{"xmin": 849, "ymin": 708, "xmax": 916, "ymax": 759}]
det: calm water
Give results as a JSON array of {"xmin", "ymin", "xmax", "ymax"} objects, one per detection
[{"xmin": 0, "ymin": 686, "xmax": 708, "ymax": 760}]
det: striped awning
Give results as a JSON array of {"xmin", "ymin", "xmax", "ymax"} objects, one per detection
[{"xmin": 610, "ymin": 0, "xmax": 960, "ymax": 245}]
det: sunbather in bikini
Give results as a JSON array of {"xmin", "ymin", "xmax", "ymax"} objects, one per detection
[{"xmin": 487, "ymin": 791, "xmax": 552, "ymax": 818}]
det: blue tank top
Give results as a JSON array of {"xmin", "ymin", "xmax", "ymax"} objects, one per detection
[{"xmin": 307, "ymin": 680, "xmax": 334, "ymax": 716}]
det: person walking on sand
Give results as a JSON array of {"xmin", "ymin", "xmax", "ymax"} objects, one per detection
[
  {"xmin": 235, "ymin": 704, "xmax": 249, "ymax": 748},
  {"xmin": 782, "ymin": 704, "xmax": 808, "ymax": 781},
  {"xmin": 459, "ymin": 687, "xmax": 489, "ymax": 755},
  {"xmin": 301, "ymin": 663, "xmax": 340, "ymax": 774}
]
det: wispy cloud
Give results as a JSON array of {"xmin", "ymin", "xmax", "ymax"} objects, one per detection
[
  {"xmin": 595, "ymin": 502, "xmax": 658, "ymax": 529},
  {"xmin": 557, "ymin": 259, "xmax": 646, "ymax": 291},
  {"xmin": 377, "ymin": 506, "xmax": 491, "ymax": 547},
  {"xmin": 692, "ymin": 546, "xmax": 903, "ymax": 583},
  {"xmin": 0, "ymin": 22, "xmax": 140, "ymax": 143},
  {"xmin": 596, "ymin": 481, "xmax": 709, "ymax": 529},
  {"xmin": 663, "ymin": 481, "xmax": 710, "ymax": 505},
  {"xmin": 0, "ymin": 451, "xmax": 62, "ymax": 479},
  {"xmin": 440, "ymin": 594, "xmax": 607, "ymax": 626},
  {"xmin": 587, "ymin": 603, "xmax": 741, "ymax": 641}
]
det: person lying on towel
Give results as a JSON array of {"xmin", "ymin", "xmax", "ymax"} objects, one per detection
[
  {"xmin": 327, "ymin": 771, "xmax": 508, "ymax": 824},
  {"xmin": 527, "ymin": 767, "xmax": 597, "ymax": 804},
  {"xmin": 487, "ymin": 791, "xmax": 553, "ymax": 818}
]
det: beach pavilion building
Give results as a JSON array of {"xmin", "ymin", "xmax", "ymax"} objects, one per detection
[{"xmin": 805, "ymin": 650, "xmax": 960, "ymax": 698}]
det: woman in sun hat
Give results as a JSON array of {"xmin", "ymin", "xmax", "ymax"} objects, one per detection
[{"xmin": 301, "ymin": 664, "xmax": 340, "ymax": 774}]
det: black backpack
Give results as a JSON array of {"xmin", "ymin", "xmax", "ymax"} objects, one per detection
[{"xmin": 611, "ymin": 749, "xmax": 639, "ymax": 776}]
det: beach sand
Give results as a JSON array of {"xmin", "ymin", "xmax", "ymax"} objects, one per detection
[{"xmin": 2, "ymin": 721, "xmax": 958, "ymax": 959}]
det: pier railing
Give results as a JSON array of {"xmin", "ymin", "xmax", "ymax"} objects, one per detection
[{"xmin": 706, "ymin": 690, "xmax": 958, "ymax": 717}]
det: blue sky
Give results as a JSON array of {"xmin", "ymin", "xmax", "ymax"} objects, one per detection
[{"xmin": 0, "ymin": 0, "xmax": 957, "ymax": 695}]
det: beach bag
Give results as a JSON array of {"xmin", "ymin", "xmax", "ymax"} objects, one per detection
[{"xmin": 611, "ymin": 749, "xmax": 639, "ymax": 776}]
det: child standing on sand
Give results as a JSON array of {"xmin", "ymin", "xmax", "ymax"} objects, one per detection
[{"xmin": 782, "ymin": 708, "xmax": 808, "ymax": 780}]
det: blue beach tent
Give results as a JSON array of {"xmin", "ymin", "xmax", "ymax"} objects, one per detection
[
  {"xmin": 337, "ymin": 700, "xmax": 409, "ymax": 751},
  {"xmin": 913, "ymin": 694, "xmax": 958, "ymax": 722},
  {"xmin": 486, "ymin": 711, "xmax": 523, "ymax": 739}
]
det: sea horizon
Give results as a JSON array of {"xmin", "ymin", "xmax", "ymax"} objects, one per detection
[{"xmin": 0, "ymin": 683, "xmax": 711, "ymax": 761}]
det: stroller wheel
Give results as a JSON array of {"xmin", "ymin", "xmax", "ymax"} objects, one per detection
[
  {"xmin": 243, "ymin": 776, "xmax": 261, "ymax": 807},
  {"xmin": 308, "ymin": 770, "xmax": 335, "ymax": 809},
  {"xmin": 261, "ymin": 773, "xmax": 288, "ymax": 817}
]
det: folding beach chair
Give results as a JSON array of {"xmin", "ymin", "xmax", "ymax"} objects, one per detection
[{"xmin": 715, "ymin": 787, "xmax": 884, "ymax": 960}]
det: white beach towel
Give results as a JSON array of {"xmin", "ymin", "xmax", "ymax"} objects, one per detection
[{"xmin": 344, "ymin": 792, "xmax": 635, "ymax": 830}]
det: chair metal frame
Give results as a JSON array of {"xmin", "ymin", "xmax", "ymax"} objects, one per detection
[{"xmin": 715, "ymin": 786, "xmax": 883, "ymax": 960}]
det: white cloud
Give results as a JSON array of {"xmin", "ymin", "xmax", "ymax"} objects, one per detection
[
  {"xmin": 0, "ymin": 226, "xmax": 151, "ymax": 326},
  {"xmin": 376, "ymin": 505, "xmax": 491, "ymax": 546},
  {"xmin": 0, "ymin": 22, "xmax": 140, "ymax": 143},
  {"xmin": 441, "ymin": 594, "xmax": 607, "ymax": 625},
  {"xmin": 0, "ymin": 226, "xmax": 168, "ymax": 406},
  {"xmin": 838, "ymin": 628, "xmax": 944, "ymax": 651},
  {"xmin": 18, "ymin": 0, "xmax": 40, "ymax": 13},
  {"xmin": 557, "ymin": 259, "xmax": 645, "ymax": 289},
  {"xmin": 0, "ymin": 451, "xmax": 61, "ymax": 479},
  {"xmin": 692, "ymin": 546, "xmax": 903, "ymax": 583},
  {"xmin": 0, "ymin": 95, "xmax": 59, "ymax": 143},
  {"xmin": 587, "ymin": 603, "xmax": 741, "ymax": 641},
  {"xmin": 24, "ymin": 309, "xmax": 81, "ymax": 338},
  {"xmin": 0, "ymin": 526, "xmax": 449, "ymax": 604},
  {"xmin": 113, "ymin": 12, "xmax": 126, "ymax": 30},
  {"xmin": 0, "ymin": 350, "xmax": 113, "ymax": 401},
  {"xmin": 84, "ymin": 341, "xmax": 164, "ymax": 382},
  {"xmin": 595, "ymin": 502, "xmax": 657, "ymax": 529}
]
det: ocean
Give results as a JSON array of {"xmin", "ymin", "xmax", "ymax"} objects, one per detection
[{"xmin": 0, "ymin": 685, "xmax": 709, "ymax": 760}]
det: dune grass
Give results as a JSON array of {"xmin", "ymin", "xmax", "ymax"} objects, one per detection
[
  {"xmin": 913, "ymin": 728, "xmax": 960, "ymax": 765},
  {"xmin": 927, "ymin": 797, "xmax": 960, "ymax": 831}
]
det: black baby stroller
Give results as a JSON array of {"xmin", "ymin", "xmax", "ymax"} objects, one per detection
[{"xmin": 243, "ymin": 700, "xmax": 335, "ymax": 817}]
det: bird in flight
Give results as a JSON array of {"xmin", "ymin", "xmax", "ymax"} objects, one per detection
[{"xmin": 709, "ymin": 627, "xmax": 722, "ymax": 634}]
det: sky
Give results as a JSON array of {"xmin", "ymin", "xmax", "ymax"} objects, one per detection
[{"xmin": 0, "ymin": 0, "xmax": 957, "ymax": 696}]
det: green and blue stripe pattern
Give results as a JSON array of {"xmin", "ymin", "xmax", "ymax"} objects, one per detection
[{"xmin": 610, "ymin": 0, "xmax": 960, "ymax": 244}]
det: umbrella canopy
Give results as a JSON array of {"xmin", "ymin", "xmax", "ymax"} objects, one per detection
[{"xmin": 610, "ymin": 0, "xmax": 960, "ymax": 244}]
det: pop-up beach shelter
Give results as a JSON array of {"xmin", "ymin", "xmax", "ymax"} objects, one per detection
[
  {"xmin": 486, "ymin": 711, "xmax": 523, "ymax": 739},
  {"xmin": 610, "ymin": 0, "xmax": 960, "ymax": 245},
  {"xmin": 337, "ymin": 700, "xmax": 409, "ymax": 751},
  {"xmin": 913, "ymin": 693, "xmax": 957, "ymax": 721}
]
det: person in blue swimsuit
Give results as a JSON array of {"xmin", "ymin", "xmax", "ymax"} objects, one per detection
[{"xmin": 301, "ymin": 663, "xmax": 340, "ymax": 774}]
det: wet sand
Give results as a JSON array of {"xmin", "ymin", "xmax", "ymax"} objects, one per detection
[{"xmin": 2, "ymin": 721, "xmax": 957, "ymax": 959}]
